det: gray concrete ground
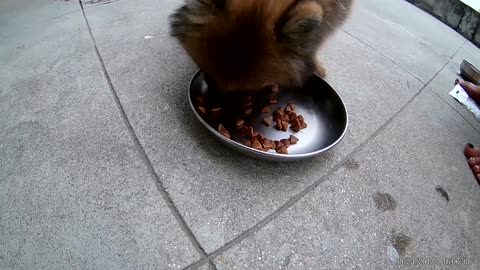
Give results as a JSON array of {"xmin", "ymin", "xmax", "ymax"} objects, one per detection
[{"xmin": 1, "ymin": 0, "xmax": 479, "ymax": 269}]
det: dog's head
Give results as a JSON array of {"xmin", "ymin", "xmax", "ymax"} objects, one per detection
[{"xmin": 170, "ymin": 0, "xmax": 324, "ymax": 91}]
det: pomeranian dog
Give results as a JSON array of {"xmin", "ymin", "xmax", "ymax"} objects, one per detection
[{"xmin": 169, "ymin": 0, "xmax": 353, "ymax": 92}]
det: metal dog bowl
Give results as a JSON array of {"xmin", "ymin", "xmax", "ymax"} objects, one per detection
[
  {"xmin": 460, "ymin": 59, "xmax": 480, "ymax": 85},
  {"xmin": 188, "ymin": 70, "xmax": 348, "ymax": 162}
]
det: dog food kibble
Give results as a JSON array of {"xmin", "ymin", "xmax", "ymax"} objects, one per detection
[
  {"xmin": 275, "ymin": 117, "xmax": 289, "ymax": 131},
  {"xmin": 289, "ymin": 135, "xmax": 299, "ymax": 144},
  {"xmin": 261, "ymin": 105, "xmax": 271, "ymax": 114},
  {"xmin": 244, "ymin": 107, "xmax": 253, "ymax": 117},
  {"xmin": 284, "ymin": 104, "xmax": 293, "ymax": 114},
  {"xmin": 197, "ymin": 106, "xmax": 206, "ymax": 114},
  {"xmin": 291, "ymin": 119, "xmax": 302, "ymax": 131},
  {"xmin": 287, "ymin": 103, "xmax": 296, "ymax": 111},
  {"xmin": 218, "ymin": 124, "xmax": 230, "ymax": 139},
  {"xmin": 262, "ymin": 139, "xmax": 275, "ymax": 150},
  {"xmin": 195, "ymin": 85, "xmax": 308, "ymax": 155},
  {"xmin": 274, "ymin": 107, "xmax": 284, "ymax": 121},
  {"xmin": 256, "ymin": 132, "xmax": 265, "ymax": 141},
  {"xmin": 263, "ymin": 116, "xmax": 273, "ymax": 126},
  {"xmin": 234, "ymin": 118, "xmax": 245, "ymax": 128},
  {"xmin": 241, "ymin": 126, "xmax": 255, "ymax": 139},
  {"xmin": 276, "ymin": 120, "xmax": 283, "ymax": 131},
  {"xmin": 276, "ymin": 145, "xmax": 288, "ymax": 154},
  {"xmin": 251, "ymin": 138, "xmax": 263, "ymax": 150},
  {"xmin": 274, "ymin": 140, "xmax": 284, "ymax": 148},
  {"xmin": 280, "ymin": 139, "xmax": 291, "ymax": 147},
  {"xmin": 195, "ymin": 95, "xmax": 206, "ymax": 103},
  {"xmin": 290, "ymin": 112, "xmax": 298, "ymax": 121}
]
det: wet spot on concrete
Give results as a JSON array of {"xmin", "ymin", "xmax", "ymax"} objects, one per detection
[
  {"xmin": 344, "ymin": 159, "xmax": 360, "ymax": 171},
  {"xmin": 280, "ymin": 254, "xmax": 293, "ymax": 270},
  {"xmin": 373, "ymin": 192, "xmax": 397, "ymax": 211},
  {"xmin": 435, "ymin": 185, "xmax": 450, "ymax": 202},
  {"xmin": 391, "ymin": 232, "xmax": 413, "ymax": 256}
]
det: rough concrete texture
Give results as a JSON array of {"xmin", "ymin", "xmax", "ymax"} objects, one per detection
[
  {"xmin": 214, "ymin": 90, "xmax": 480, "ymax": 270},
  {"xmin": 1, "ymin": 0, "xmax": 480, "ymax": 269},
  {"xmin": 0, "ymin": 7, "xmax": 200, "ymax": 270},
  {"xmin": 83, "ymin": 0, "xmax": 424, "ymax": 252},
  {"xmin": 0, "ymin": 0, "xmax": 80, "ymax": 40},
  {"xmin": 344, "ymin": 0, "xmax": 463, "ymax": 83}
]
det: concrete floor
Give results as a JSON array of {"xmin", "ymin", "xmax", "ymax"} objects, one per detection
[{"xmin": 1, "ymin": 0, "xmax": 479, "ymax": 269}]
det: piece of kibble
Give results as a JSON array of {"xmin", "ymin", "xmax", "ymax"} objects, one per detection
[
  {"xmin": 197, "ymin": 106, "xmax": 206, "ymax": 114},
  {"xmin": 274, "ymin": 140, "xmax": 284, "ymax": 148},
  {"xmin": 263, "ymin": 116, "xmax": 273, "ymax": 126},
  {"xmin": 280, "ymin": 139, "xmax": 291, "ymax": 147},
  {"xmin": 218, "ymin": 124, "xmax": 230, "ymax": 139},
  {"xmin": 290, "ymin": 112, "xmax": 298, "ymax": 121},
  {"xmin": 261, "ymin": 105, "xmax": 271, "ymax": 114},
  {"xmin": 284, "ymin": 104, "xmax": 293, "ymax": 114},
  {"xmin": 241, "ymin": 126, "xmax": 249, "ymax": 137},
  {"xmin": 287, "ymin": 103, "xmax": 296, "ymax": 111},
  {"xmin": 280, "ymin": 120, "xmax": 289, "ymax": 131},
  {"xmin": 282, "ymin": 114, "xmax": 290, "ymax": 122},
  {"xmin": 244, "ymin": 107, "xmax": 253, "ymax": 117},
  {"xmin": 234, "ymin": 118, "xmax": 245, "ymax": 128},
  {"xmin": 256, "ymin": 132, "xmax": 264, "ymax": 141},
  {"xmin": 251, "ymin": 138, "xmax": 263, "ymax": 150},
  {"xmin": 269, "ymin": 97, "xmax": 278, "ymax": 104},
  {"xmin": 289, "ymin": 135, "xmax": 299, "ymax": 144},
  {"xmin": 298, "ymin": 115, "xmax": 304, "ymax": 122},
  {"xmin": 274, "ymin": 107, "xmax": 284, "ymax": 121},
  {"xmin": 272, "ymin": 84, "xmax": 279, "ymax": 93},
  {"xmin": 262, "ymin": 139, "xmax": 275, "ymax": 150},
  {"xmin": 276, "ymin": 146, "xmax": 288, "ymax": 154},
  {"xmin": 244, "ymin": 140, "xmax": 252, "ymax": 147},
  {"xmin": 276, "ymin": 120, "xmax": 283, "ymax": 130},
  {"xmin": 211, "ymin": 107, "xmax": 222, "ymax": 113},
  {"xmin": 242, "ymin": 126, "xmax": 255, "ymax": 138},
  {"xmin": 195, "ymin": 95, "xmax": 206, "ymax": 103},
  {"xmin": 291, "ymin": 119, "xmax": 302, "ymax": 131},
  {"xmin": 301, "ymin": 121, "xmax": 307, "ymax": 129}
]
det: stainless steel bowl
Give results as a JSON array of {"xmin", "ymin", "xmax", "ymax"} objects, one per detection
[
  {"xmin": 188, "ymin": 70, "xmax": 348, "ymax": 162},
  {"xmin": 460, "ymin": 59, "xmax": 480, "ymax": 85}
]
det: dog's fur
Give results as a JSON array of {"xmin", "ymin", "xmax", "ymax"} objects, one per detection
[{"xmin": 170, "ymin": 0, "xmax": 353, "ymax": 91}]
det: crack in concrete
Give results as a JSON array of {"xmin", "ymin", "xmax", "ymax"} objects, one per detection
[{"xmin": 78, "ymin": 1, "xmax": 216, "ymax": 269}]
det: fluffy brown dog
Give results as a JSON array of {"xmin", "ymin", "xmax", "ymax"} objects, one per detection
[{"xmin": 170, "ymin": 0, "xmax": 353, "ymax": 91}]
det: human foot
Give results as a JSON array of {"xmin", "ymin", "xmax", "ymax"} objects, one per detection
[
  {"xmin": 464, "ymin": 143, "xmax": 480, "ymax": 184},
  {"xmin": 455, "ymin": 79, "xmax": 480, "ymax": 105}
]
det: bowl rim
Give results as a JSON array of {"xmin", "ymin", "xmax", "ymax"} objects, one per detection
[
  {"xmin": 187, "ymin": 70, "xmax": 349, "ymax": 160},
  {"xmin": 461, "ymin": 59, "xmax": 480, "ymax": 75}
]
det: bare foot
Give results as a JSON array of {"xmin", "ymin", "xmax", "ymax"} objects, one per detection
[
  {"xmin": 456, "ymin": 79, "xmax": 480, "ymax": 105},
  {"xmin": 464, "ymin": 143, "xmax": 480, "ymax": 185}
]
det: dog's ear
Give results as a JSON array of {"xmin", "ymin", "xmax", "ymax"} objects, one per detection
[
  {"xmin": 169, "ymin": 0, "xmax": 227, "ymax": 40},
  {"xmin": 275, "ymin": 1, "xmax": 324, "ymax": 57}
]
